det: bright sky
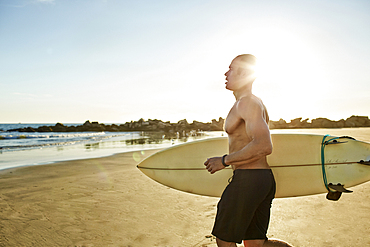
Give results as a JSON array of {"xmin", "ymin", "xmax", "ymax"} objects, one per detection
[{"xmin": 1, "ymin": 0, "xmax": 369, "ymax": 124}]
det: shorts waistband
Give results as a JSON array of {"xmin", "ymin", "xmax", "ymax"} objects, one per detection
[{"xmin": 229, "ymin": 169, "xmax": 274, "ymax": 183}]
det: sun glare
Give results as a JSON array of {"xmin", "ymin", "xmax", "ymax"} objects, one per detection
[
  {"xmin": 178, "ymin": 25, "xmax": 331, "ymax": 121},
  {"xmin": 255, "ymin": 31, "xmax": 322, "ymax": 81},
  {"xmin": 213, "ymin": 26, "xmax": 330, "ymax": 120}
]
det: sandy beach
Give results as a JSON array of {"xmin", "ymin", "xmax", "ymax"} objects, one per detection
[{"xmin": 1, "ymin": 128, "xmax": 370, "ymax": 246}]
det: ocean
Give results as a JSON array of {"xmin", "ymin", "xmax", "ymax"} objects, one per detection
[
  {"xmin": 0, "ymin": 123, "xmax": 225, "ymax": 171},
  {"xmin": 0, "ymin": 123, "xmax": 144, "ymax": 152}
]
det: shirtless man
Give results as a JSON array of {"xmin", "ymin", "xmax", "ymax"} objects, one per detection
[{"xmin": 204, "ymin": 54, "xmax": 292, "ymax": 247}]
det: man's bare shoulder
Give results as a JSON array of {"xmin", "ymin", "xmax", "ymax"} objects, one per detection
[{"xmin": 235, "ymin": 95, "xmax": 264, "ymax": 119}]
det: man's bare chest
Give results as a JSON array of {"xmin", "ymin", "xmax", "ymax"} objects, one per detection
[{"xmin": 224, "ymin": 105, "xmax": 244, "ymax": 134}]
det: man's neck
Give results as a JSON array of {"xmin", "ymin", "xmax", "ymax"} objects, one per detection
[{"xmin": 233, "ymin": 84, "xmax": 253, "ymax": 100}]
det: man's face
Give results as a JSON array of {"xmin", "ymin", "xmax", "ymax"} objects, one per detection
[{"xmin": 224, "ymin": 58, "xmax": 255, "ymax": 91}]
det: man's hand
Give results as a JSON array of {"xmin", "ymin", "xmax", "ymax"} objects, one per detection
[{"xmin": 204, "ymin": 157, "xmax": 225, "ymax": 174}]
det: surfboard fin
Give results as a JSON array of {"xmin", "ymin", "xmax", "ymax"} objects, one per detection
[
  {"xmin": 358, "ymin": 160, "xmax": 370, "ymax": 166},
  {"xmin": 326, "ymin": 183, "xmax": 353, "ymax": 201}
]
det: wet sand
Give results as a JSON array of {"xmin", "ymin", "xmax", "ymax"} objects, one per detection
[{"xmin": 1, "ymin": 128, "xmax": 370, "ymax": 246}]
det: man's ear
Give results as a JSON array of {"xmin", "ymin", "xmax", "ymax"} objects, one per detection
[
  {"xmin": 245, "ymin": 73, "xmax": 256, "ymax": 83},
  {"xmin": 238, "ymin": 68, "xmax": 248, "ymax": 77}
]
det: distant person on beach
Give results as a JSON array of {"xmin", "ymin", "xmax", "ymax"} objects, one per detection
[{"xmin": 204, "ymin": 54, "xmax": 292, "ymax": 247}]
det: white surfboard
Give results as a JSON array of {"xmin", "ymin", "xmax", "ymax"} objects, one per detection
[{"xmin": 137, "ymin": 133, "xmax": 370, "ymax": 198}]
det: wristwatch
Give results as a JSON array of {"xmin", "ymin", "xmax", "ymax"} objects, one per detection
[{"xmin": 222, "ymin": 154, "xmax": 229, "ymax": 167}]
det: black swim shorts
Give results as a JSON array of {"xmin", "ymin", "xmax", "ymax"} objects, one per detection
[{"xmin": 212, "ymin": 169, "xmax": 276, "ymax": 244}]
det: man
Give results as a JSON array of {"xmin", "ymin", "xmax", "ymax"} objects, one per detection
[{"xmin": 204, "ymin": 54, "xmax": 292, "ymax": 247}]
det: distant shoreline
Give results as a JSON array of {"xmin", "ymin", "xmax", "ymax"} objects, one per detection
[{"xmin": 2, "ymin": 115, "xmax": 370, "ymax": 134}]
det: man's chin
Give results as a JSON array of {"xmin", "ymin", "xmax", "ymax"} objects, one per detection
[{"xmin": 225, "ymin": 85, "xmax": 234, "ymax": 91}]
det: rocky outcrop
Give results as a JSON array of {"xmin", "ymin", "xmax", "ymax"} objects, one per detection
[
  {"xmin": 7, "ymin": 118, "xmax": 225, "ymax": 135},
  {"xmin": 6, "ymin": 115, "xmax": 370, "ymax": 133},
  {"xmin": 269, "ymin": 115, "xmax": 370, "ymax": 129}
]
